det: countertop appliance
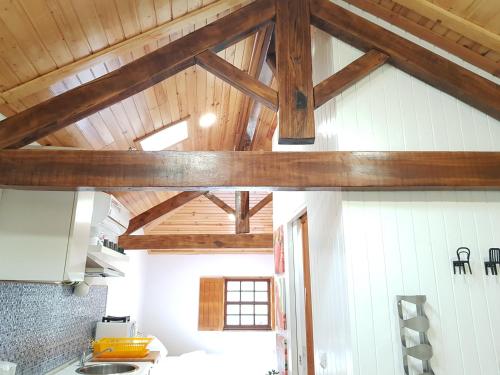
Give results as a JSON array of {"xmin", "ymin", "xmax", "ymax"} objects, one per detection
[{"xmin": 95, "ymin": 316, "xmax": 137, "ymax": 339}]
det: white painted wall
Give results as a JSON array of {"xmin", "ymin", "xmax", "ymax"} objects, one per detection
[
  {"xmin": 136, "ymin": 254, "xmax": 276, "ymax": 372},
  {"xmin": 106, "ymin": 250, "xmax": 148, "ymax": 324},
  {"xmin": 273, "ymin": 11, "xmax": 500, "ymax": 375}
]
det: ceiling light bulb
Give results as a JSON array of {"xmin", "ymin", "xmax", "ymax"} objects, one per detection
[{"xmin": 199, "ymin": 112, "xmax": 217, "ymax": 128}]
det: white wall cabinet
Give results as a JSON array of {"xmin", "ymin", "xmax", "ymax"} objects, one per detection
[{"xmin": 0, "ymin": 190, "xmax": 94, "ymax": 282}]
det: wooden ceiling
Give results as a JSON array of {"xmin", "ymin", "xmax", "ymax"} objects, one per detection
[
  {"xmin": 345, "ymin": 0, "xmax": 500, "ymax": 76},
  {"xmin": 0, "ymin": 0, "xmax": 275, "ymax": 235}
]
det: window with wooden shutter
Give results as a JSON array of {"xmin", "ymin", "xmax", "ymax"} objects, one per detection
[
  {"xmin": 198, "ymin": 276, "xmax": 274, "ymax": 331},
  {"xmin": 198, "ymin": 277, "xmax": 225, "ymax": 331}
]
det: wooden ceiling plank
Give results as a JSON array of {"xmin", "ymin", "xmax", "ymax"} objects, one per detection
[
  {"xmin": 4, "ymin": 150, "xmax": 500, "ymax": 190},
  {"xmin": 249, "ymin": 193, "xmax": 273, "ymax": 217},
  {"xmin": 343, "ymin": 0, "xmax": 500, "ymax": 77},
  {"xmin": 125, "ymin": 191, "xmax": 206, "ymax": 234},
  {"xmin": 1, "ymin": 0, "xmax": 252, "ymax": 104},
  {"xmin": 392, "ymin": 0, "xmax": 500, "ymax": 53},
  {"xmin": 204, "ymin": 192, "xmax": 236, "ymax": 215},
  {"xmin": 235, "ymin": 191, "xmax": 250, "ymax": 233},
  {"xmin": 310, "ymin": 0, "xmax": 500, "ymax": 121},
  {"xmin": 276, "ymin": 0, "xmax": 315, "ymax": 145},
  {"xmin": 0, "ymin": 0, "xmax": 276, "ymax": 150},
  {"xmin": 196, "ymin": 50, "xmax": 278, "ymax": 112},
  {"xmin": 314, "ymin": 49, "xmax": 389, "ymax": 109},
  {"xmin": 118, "ymin": 233, "xmax": 273, "ymax": 249}
]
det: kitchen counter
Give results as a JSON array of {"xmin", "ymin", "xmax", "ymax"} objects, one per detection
[{"xmin": 52, "ymin": 360, "xmax": 153, "ymax": 375}]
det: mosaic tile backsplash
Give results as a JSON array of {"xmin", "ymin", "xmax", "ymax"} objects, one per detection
[{"xmin": 0, "ymin": 282, "xmax": 107, "ymax": 375}]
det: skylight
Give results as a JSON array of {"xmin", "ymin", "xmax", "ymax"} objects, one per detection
[{"xmin": 139, "ymin": 120, "xmax": 188, "ymax": 151}]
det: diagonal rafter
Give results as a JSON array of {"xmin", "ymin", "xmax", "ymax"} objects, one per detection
[
  {"xmin": 249, "ymin": 193, "xmax": 273, "ymax": 217},
  {"xmin": 196, "ymin": 50, "xmax": 278, "ymax": 111},
  {"xmin": 310, "ymin": 0, "xmax": 500, "ymax": 121},
  {"xmin": 235, "ymin": 24, "xmax": 275, "ymax": 151},
  {"xmin": 124, "ymin": 191, "xmax": 206, "ymax": 235},
  {"xmin": 0, "ymin": 0, "xmax": 276, "ymax": 149},
  {"xmin": 314, "ymin": 49, "xmax": 389, "ymax": 109},
  {"xmin": 204, "ymin": 192, "xmax": 236, "ymax": 215}
]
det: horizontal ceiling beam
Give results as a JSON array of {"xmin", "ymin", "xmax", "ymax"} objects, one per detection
[
  {"xmin": 0, "ymin": 0, "xmax": 252, "ymax": 104},
  {"xmin": 196, "ymin": 50, "xmax": 278, "ymax": 111},
  {"xmin": 124, "ymin": 191, "xmax": 206, "ymax": 235},
  {"xmin": 314, "ymin": 49, "xmax": 389, "ymax": 109},
  {"xmin": 310, "ymin": 0, "xmax": 500, "ymax": 121},
  {"xmin": 0, "ymin": 0, "xmax": 275, "ymax": 149},
  {"xmin": 2, "ymin": 150, "xmax": 500, "ymax": 190},
  {"xmin": 148, "ymin": 248, "xmax": 273, "ymax": 255},
  {"xmin": 118, "ymin": 233, "xmax": 273, "ymax": 250}
]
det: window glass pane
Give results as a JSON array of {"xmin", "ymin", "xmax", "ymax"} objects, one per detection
[
  {"xmin": 226, "ymin": 315, "xmax": 240, "ymax": 326},
  {"xmin": 241, "ymin": 291, "xmax": 254, "ymax": 302},
  {"xmin": 255, "ymin": 315, "xmax": 268, "ymax": 326},
  {"xmin": 227, "ymin": 281, "xmax": 240, "ymax": 291},
  {"xmin": 227, "ymin": 305, "xmax": 240, "ymax": 315},
  {"xmin": 255, "ymin": 281, "xmax": 268, "ymax": 291},
  {"xmin": 241, "ymin": 315, "xmax": 254, "ymax": 325},
  {"xmin": 255, "ymin": 304, "xmax": 268, "ymax": 315},
  {"xmin": 241, "ymin": 281, "xmax": 254, "ymax": 291},
  {"xmin": 227, "ymin": 291, "xmax": 240, "ymax": 302},
  {"xmin": 255, "ymin": 292, "xmax": 268, "ymax": 302},
  {"xmin": 241, "ymin": 305, "xmax": 254, "ymax": 314}
]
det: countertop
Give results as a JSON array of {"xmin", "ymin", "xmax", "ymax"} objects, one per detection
[{"xmin": 52, "ymin": 360, "xmax": 153, "ymax": 375}]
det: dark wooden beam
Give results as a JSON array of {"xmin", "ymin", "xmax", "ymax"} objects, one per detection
[
  {"xmin": 0, "ymin": 0, "xmax": 275, "ymax": 149},
  {"xmin": 310, "ymin": 0, "xmax": 500, "ymax": 121},
  {"xmin": 314, "ymin": 50, "xmax": 389, "ymax": 109},
  {"xmin": 249, "ymin": 193, "xmax": 273, "ymax": 217},
  {"xmin": 275, "ymin": 0, "xmax": 315, "ymax": 144},
  {"xmin": 235, "ymin": 191, "xmax": 250, "ymax": 233},
  {"xmin": 124, "ymin": 191, "xmax": 205, "ymax": 235},
  {"xmin": 3, "ymin": 150, "xmax": 500, "ymax": 190},
  {"xmin": 196, "ymin": 50, "xmax": 278, "ymax": 112},
  {"xmin": 204, "ymin": 192, "xmax": 236, "ymax": 215},
  {"xmin": 343, "ymin": 0, "xmax": 499, "ymax": 78},
  {"xmin": 148, "ymin": 248, "xmax": 273, "ymax": 255},
  {"xmin": 119, "ymin": 233, "xmax": 273, "ymax": 250},
  {"xmin": 235, "ymin": 24, "xmax": 275, "ymax": 151}
]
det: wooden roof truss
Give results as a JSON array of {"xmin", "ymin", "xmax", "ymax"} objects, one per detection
[{"xmin": 0, "ymin": 0, "xmax": 499, "ymax": 247}]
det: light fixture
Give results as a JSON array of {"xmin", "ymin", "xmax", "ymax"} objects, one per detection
[
  {"xmin": 138, "ymin": 120, "xmax": 188, "ymax": 151},
  {"xmin": 199, "ymin": 112, "xmax": 217, "ymax": 128},
  {"xmin": 0, "ymin": 112, "xmax": 5, "ymax": 121},
  {"xmin": 228, "ymin": 213, "xmax": 236, "ymax": 221}
]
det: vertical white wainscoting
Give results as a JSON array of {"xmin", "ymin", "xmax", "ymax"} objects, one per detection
[{"xmin": 274, "ymin": 15, "xmax": 500, "ymax": 375}]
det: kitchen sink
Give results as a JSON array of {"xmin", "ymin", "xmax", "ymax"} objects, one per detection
[{"xmin": 75, "ymin": 363, "xmax": 139, "ymax": 374}]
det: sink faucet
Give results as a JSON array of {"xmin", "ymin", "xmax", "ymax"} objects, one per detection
[{"xmin": 79, "ymin": 345, "xmax": 112, "ymax": 367}]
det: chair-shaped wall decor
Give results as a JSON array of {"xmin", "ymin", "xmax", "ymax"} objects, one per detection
[
  {"xmin": 453, "ymin": 247, "xmax": 472, "ymax": 274},
  {"xmin": 397, "ymin": 295, "xmax": 434, "ymax": 375},
  {"xmin": 485, "ymin": 248, "xmax": 500, "ymax": 275}
]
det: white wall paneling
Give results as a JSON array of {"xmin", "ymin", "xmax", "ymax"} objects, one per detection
[{"xmin": 273, "ymin": 15, "xmax": 500, "ymax": 374}]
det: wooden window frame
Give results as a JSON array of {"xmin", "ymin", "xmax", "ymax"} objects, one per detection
[{"xmin": 223, "ymin": 277, "xmax": 274, "ymax": 331}]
